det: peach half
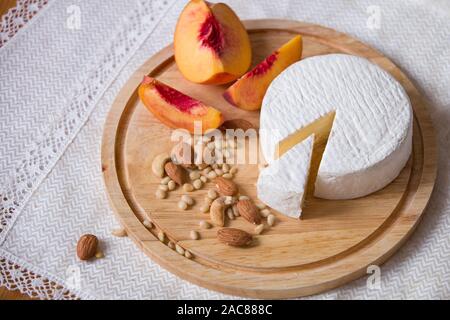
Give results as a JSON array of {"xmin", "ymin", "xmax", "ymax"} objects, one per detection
[
  {"xmin": 138, "ymin": 76, "xmax": 223, "ymax": 133},
  {"xmin": 223, "ymin": 35, "xmax": 303, "ymax": 111},
  {"xmin": 174, "ymin": 0, "xmax": 252, "ymax": 85}
]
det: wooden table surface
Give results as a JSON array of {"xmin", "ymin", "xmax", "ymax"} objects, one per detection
[{"xmin": 0, "ymin": 0, "xmax": 34, "ymax": 301}]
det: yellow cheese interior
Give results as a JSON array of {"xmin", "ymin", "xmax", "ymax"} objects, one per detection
[{"xmin": 275, "ymin": 111, "xmax": 336, "ymax": 198}]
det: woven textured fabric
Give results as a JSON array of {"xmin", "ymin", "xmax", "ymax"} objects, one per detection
[{"xmin": 0, "ymin": 0, "xmax": 449, "ymax": 299}]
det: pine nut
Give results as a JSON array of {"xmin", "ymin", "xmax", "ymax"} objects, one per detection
[
  {"xmin": 175, "ymin": 244, "xmax": 185, "ymax": 255},
  {"xmin": 199, "ymin": 220, "xmax": 211, "ymax": 229},
  {"xmin": 161, "ymin": 176, "xmax": 171, "ymax": 185},
  {"xmin": 167, "ymin": 180, "xmax": 176, "ymax": 191},
  {"xmin": 178, "ymin": 201, "xmax": 188, "ymax": 210},
  {"xmin": 155, "ymin": 189, "xmax": 167, "ymax": 199},
  {"xmin": 207, "ymin": 189, "xmax": 218, "ymax": 200},
  {"xmin": 190, "ymin": 230, "xmax": 200, "ymax": 240},
  {"xmin": 255, "ymin": 224, "xmax": 265, "ymax": 234},
  {"xmin": 193, "ymin": 179, "xmax": 203, "ymax": 189},
  {"xmin": 111, "ymin": 228, "xmax": 127, "ymax": 237},
  {"xmin": 260, "ymin": 208, "xmax": 271, "ymax": 217},
  {"xmin": 143, "ymin": 219, "xmax": 153, "ymax": 229},
  {"xmin": 183, "ymin": 183, "xmax": 194, "ymax": 192},
  {"xmin": 267, "ymin": 214, "xmax": 276, "ymax": 226},
  {"xmin": 189, "ymin": 171, "xmax": 201, "ymax": 180},
  {"xmin": 158, "ymin": 230, "xmax": 165, "ymax": 242},
  {"xmin": 181, "ymin": 195, "xmax": 194, "ymax": 206}
]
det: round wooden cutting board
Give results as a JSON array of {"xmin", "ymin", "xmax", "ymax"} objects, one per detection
[{"xmin": 101, "ymin": 20, "xmax": 437, "ymax": 298}]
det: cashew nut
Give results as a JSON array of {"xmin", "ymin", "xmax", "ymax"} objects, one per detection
[
  {"xmin": 210, "ymin": 197, "xmax": 226, "ymax": 227},
  {"xmin": 151, "ymin": 153, "xmax": 170, "ymax": 178}
]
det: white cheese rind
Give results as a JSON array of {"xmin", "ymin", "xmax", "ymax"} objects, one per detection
[
  {"xmin": 260, "ymin": 54, "xmax": 413, "ymax": 199},
  {"xmin": 257, "ymin": 136, "xmax": 314, "ymax": 218}
]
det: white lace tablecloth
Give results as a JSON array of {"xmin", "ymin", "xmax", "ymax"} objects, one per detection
[{"xmin": 0, "ymin": 0, "xmax": 449, "ymax": 300}]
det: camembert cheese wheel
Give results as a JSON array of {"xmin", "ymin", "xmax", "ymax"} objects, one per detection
[{"xmin": 259, "ymin": 54, "xmax": 413, "ymax": 201}]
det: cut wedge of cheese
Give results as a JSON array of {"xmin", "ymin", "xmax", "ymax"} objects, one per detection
[
  {"xmin": 260, "ymin": 54, "xmax": 413, "ymax": 201},
  {"xmin": 257, "ymin": 135, "xmax": 314, "ymax": 218}
]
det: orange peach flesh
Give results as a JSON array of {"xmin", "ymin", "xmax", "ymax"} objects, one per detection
[
  {"xmin": 223, "ymin": 35, "xmax": 303, "ymax": 111},
  {"xmin": 174, "ymin": 0, "xmax": 251, "ymax": 84},
  {"xmin": 138, "ymin": 76, "xmax": 223, "ymax": 133}
]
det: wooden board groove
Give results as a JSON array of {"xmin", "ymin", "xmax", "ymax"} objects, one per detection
[{"xmin": 101, "ymin": 19, "xmax": 437, "ymax": 298}]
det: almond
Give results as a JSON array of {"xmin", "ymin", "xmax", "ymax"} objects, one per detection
[
  {"xmin": 214, "ymin": 177, "xmax": 238, "ymax": 196},
  {"xmin": 237, "ymin": 199, "xmax": 261, "ymax": 225},
  {"xmin": 76, "ymin": 234, "xmax": 98, "ymax": 261},
  {"xmin": 217, "ymin": 228, "xmax": 253, "ymax": 247},
  {"xmin": 210, "ymin": 197, "xmax": 226, "ymax": 227},
  {"xmin": 164, "ymin": 162, "xmax": 185, "ymax": 185}
]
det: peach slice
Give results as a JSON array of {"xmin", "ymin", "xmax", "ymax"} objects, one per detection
[
  {"xmin": 223, "ymin": 35, "xmax": 303, "ymax": 111},
  {"xmin": 138, "ymin": 76, "xmax": 223, "ymax": 133},
  {"xmin": 174, "ymin": 0, "xmax": 251, "ymax": 85}
]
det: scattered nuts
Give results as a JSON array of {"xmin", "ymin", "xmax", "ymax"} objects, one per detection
[
  {"xmin": 178, "ymin": 200, "xmax": 188, "ymax": 210},
  {"xmin": 200, "ymin": 176, "xmax": 208, "ymax": 183},
  {"xmin": 217, "ymin": 228, "xmax": 253, "ymax": 247},
  {"xmin": 193, "ymin": 179, "xmax": 203, "ymax": 190},
  {"xmin": 222, "ymin": 173, "xmax": 233, "ymax": 179},
  {"xmin": 199, "ymin": 220, "xmax": 212, "ymax": 229},
  {"xmin": 167, "ymin": 180, "xmax": 176, "ymax": 191},
  {"xmin": 157, "ymin": 230, "xmax": 165, "ymax": 242},
  {"xmin": 155, "ymin": 189, "xmax": 167, "ymax": 199},
  {"xmin": 230, "ymin": 166, "xmax": 238, "ymax": 174},
  {"xmin": 267, "ymin": 214, "xmax": 276, "ymax": 227},
  {"xmin": 222, "ymin": 164, "xmax": 230, "ymax": 173},
  {"xmin": 77, "ymin": 234, "xmax": 99, "ymax": 261},
  {"xmin": 175, "ymin": 244, "xmax": 185, "ymax": 255},
  {"xmin": 190, "ymin": 230, "xmax": 200, "ymax": 240},
  {"xmin": 183, "ymin": 183, "xmax": 194, "ymax": 192},
  {"xmin": 214, "ymin": 177, "xmax": 238, "ymax": 196},
  {"xmin": 181, "ymin": 195, "xmax": 194, "ymax": 206},
  {"xmin": 111, "ymin": 228, "xmax": 127, "ymax": 237},
  {"xmin": 168, "ymin": 241, "xmax": 175, "ymax": 249},
  {"xmin": 161, "ymin": 176, "xmax": 171, "ymax": 185},
  {"xmin": 237, "ymin": 199, "xmax": 261, "ymax": 225},
  {"xmin": 164, "ymin": 162, "xmax": 186, "ymax": 185},
  {"xmin": 207, "ymin": 189, "xmax": 218, "ymax": 200},
  {"xmin": 152, "ymin": 153, "xmax": 170, "ymax": 178},
  {"xmin": 254, "ymin": 224, "xmax": 265, "ymax": 235},
  {"xmin": 260, "ymin": 208, "xmax": 271, "ymax": 218},
  {"xmin": 215, "ymin": 169, "xmax": 224, "ymax": 176},
  {"xmin": 95, "ymin": 251, "xmax": 104, "ymax": 259},
  {"xmin": 143, "ymin": 218, "xmax": 153, "ymax": 229},
  {"xmin": 210, "ymin": 197, "xmax": 226, "ymax": 227},
  {"xmin": 239, "ymin": 195, "xmax": 250, "ymax": 201},
  {"xmin": 184, "ymin": 250, "xmax": 193, "ymax": 259}
]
